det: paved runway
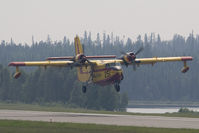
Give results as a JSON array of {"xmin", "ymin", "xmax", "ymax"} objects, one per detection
[{"xmin": 0, "ymin": 109, "xmax": 199, "ymax": 129}]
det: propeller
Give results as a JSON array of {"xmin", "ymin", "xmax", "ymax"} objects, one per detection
[
  {"xmin": 69, "ymin": 53, "xmax": 93, "ymax": 69},
  {"xmin": 82, "ymin": 44, "xmax": 85, "ymax": 53},
  {"xmin": 120, "ymin": 47, "xmax": 143, "ymax": 57},
  {"xmin": 132, "ymin": 47, "xmax": 143, "ymax": 70},
  {"xmin": 135, "ymin": 47, "xmax": 144, "ymax": 55},
  {"xmin": 120, "ymin": 51, "xmax": 127, "ymax": 55},
  {"xmin": 120, "ymin": 47, "xmax": 144, "ymax": 70}
]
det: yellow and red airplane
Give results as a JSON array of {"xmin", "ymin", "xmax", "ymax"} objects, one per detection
[{"xmin": 9, "ymin": 36, "xmax": 193, "ymax": 93}]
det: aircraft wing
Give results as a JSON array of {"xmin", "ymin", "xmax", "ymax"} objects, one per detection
[
  {"xmin": 135, "ymin": 56, "xmax": 193, "ymax": 65},
  {"xmin": 106, "ymin": 56, "xmax": 192, "ymax": 64},
  {"xmin": 9, "ymin": 60, "xmax": 98, "ymax": 79},
  {"xmin": 104, "ymin": 56, "xmax": 192, "ymax": 73},
  {"xmin": 133, "ymin": 56, "xmax": 193, "ymax": 73},
  {"xmin": 9, "ymin": 60, "xmax": 74, "ymax": 67},
  {"xmin": 9, "ymin": 56, "xmax": 192, "ymax": 67}
]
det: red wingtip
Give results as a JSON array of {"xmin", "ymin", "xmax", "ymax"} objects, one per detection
[
  {"xmin": 8, "ymin": 62, "xmax": 26, "ymax": 66},
  {"xmin": 181, "ymin": 56, "xmax": 193, "ymax": 61}
]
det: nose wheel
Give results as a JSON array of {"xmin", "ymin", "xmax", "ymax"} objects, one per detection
[
  {"xmin": 82, "ymin": 86, "xmax": 87, "ymax": 93},
  {"xmin": 114, "ymin": 83, "xmax": 120, "ymax": 92}
]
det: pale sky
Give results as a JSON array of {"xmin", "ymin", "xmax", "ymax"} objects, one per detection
[{"xmin": 0, "ymin": 0, "xmax": 199, "ymax": 44}]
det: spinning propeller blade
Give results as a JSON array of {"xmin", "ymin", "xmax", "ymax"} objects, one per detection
[
  {"xmin": 120, "ymin": 51, "xmax": 127, "ymax": 55},
  {"xmin": 132, "ymin": 47, "xmax": 143, "ymax": 70},
  {"xmin": 135, "ymin": 47, "xmax": 144, "ymax": 55}
]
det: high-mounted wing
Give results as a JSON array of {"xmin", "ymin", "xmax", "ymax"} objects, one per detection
[
  {"xmin": 135, "ymin": 56, "xmax": 193, "ymax": 65},
  {"xmin": 9, "ymin": 61, "xmax": 74, "ymax": 67},
  {"xmin": 105, "ymin": 56, "xmax": 193, "ymax": 73},
  {"xmin": 8, "ymin": 60, "xmax": 73, "ymax": 79},
  {"xmin": 138, "ymin": 56, "xmax": 193, "ymax": 73},
  {"xmin": 8, "ymin": 60, "xmax": 97, "ymax": 79}
]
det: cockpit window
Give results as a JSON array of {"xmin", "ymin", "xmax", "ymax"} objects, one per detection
[{"xmin": 105, "ymin": 64, "xmax": 110, "ymax": 68}]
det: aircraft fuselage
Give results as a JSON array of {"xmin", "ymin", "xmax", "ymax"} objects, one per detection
[{"xmin": 92, "ymin": 64, "xmax": 123, "ymax": 86}]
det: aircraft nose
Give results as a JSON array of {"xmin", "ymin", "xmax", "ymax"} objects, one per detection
[
  {"xmin": 117, "ymin": 71, "xmax": 124, "ymax": 81},
  {"xmin": 113, "ymin": 67, "xmax": 123, "ymax": 81}
]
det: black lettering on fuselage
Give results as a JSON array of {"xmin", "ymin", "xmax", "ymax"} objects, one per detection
[{"xmin": 105, "ymin": 70, "xmax": 111, "ymax": 78}]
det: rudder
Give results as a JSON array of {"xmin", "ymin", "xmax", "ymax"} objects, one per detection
[{"xmin": 74, "ymin": 36, "xmax": 84, "ymax": 55}]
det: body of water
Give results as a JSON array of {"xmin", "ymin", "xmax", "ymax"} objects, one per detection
[{"xmin": 126, "ymin": 107, "xmax": 199, "ymax": 114}]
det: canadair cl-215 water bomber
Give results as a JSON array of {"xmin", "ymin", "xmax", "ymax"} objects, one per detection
[{"xmin": 9, "ymin": 36, "xmax": 193, "ymax": 93}]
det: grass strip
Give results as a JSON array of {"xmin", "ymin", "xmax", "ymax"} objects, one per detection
[{"xmin": 0, "ymin": 120, "xmax": 198, "ymax": 133}]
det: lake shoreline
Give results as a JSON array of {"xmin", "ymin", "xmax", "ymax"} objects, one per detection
[
  {"xmin": 126, "ymin": 107, "xmax": 199, "ymax": 114},
  {"xmin": 128, "ymin": 101, "xmax": 199, "ymax": 108}
]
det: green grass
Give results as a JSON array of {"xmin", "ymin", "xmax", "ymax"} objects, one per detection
[
  {"xmin": 0, "ymin": 102, "xmax": 128, "ymax": 114},
  {"xmin": 0, "ymin": 102, "xmax": 199, "ymax": 118},
  {"xmin": 0, "ymin": 120, "xmax": 198, "ymax": 133}
]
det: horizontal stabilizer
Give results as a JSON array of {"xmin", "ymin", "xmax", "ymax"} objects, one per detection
[{"xmin": 46, "ymin": 55, "xmax": 116, "ymax": 60}]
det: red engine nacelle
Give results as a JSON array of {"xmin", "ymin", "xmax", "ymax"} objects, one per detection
[
  {"xmin": 122, "ymin": 52, "xmax": 136, "ymax": 66},
  {"xmin": 75, "ymin": 54, "xmax": 87, "ymax": 63}
]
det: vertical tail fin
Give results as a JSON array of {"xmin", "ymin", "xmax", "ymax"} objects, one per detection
[
  {"xmin": 75, "ymin": 36, "xmax": 90, "ymax": 82},
  {"xmin": 74, "ymin": 36, "xmax": 84, "ymax": 55}
]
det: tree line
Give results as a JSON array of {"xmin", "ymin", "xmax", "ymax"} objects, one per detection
[
  {"xmin": 0, "ymin": 65, "xmax": 128, "ymax": 111},
  {"xmin": 0, "ymin": 31, "xmax": 199, "ymax": 110}
]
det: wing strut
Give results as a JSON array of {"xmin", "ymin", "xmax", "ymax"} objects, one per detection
[{"xmin": 181, "ymin": 61, "xmax": 189, "ymax": 73}]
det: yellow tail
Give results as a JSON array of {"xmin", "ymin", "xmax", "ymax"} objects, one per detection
[
  {"xmin": 74, "ymin": 36, "xmax": 84, "ymax": 55},
  {"xmin": 75, "ymin": 36, "xmax": 90, "ymax": 82}
]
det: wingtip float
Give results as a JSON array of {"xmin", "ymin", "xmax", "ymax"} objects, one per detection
[{"xmin": 181, "ymin": 56, "xmax": 193, "ymax": 73}]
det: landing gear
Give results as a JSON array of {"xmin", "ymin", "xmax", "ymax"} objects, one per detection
[
  {"xmin": 82, "ymin": 86, "xmax": 87, "ymax": 93},
  {"xmin": 121, "ymin": 73, "xmax": 124, "ymax": 80},
  {"xmin": 114, "ymin": 83, "xmax": 120, "ymax": 92}
]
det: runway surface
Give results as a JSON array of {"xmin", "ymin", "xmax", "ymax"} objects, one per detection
[{"xmin": 0, "ymin": 109, "xmax": 199, "ymax": 129}]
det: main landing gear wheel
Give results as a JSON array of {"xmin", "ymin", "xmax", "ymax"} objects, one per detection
[
  {"xmin": 82, "ymin": 86, "xmax": 87, "ymax": 93},
  {"xmin": 114, "ymin": 84, "xmax": 120, "ymax": 92}
]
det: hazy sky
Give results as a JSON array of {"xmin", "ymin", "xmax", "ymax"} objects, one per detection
[{"xmin": 0, "ymin": 0, "xmax": 199, "ymax": 44}]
